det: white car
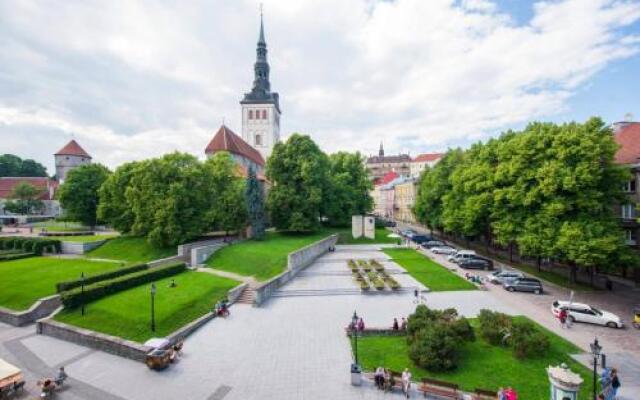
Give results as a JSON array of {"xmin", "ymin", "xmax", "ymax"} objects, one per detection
[
  {"xmin": 551, "ymin": 301, "xmax": 623, "ymax": 329},
  {"xmin": 447, "ymin": 250, "xmax": 476, "ymax": 263},
  {"xmin": 430, "ymin": 246, "xmax": 457, "ymax": 255},
  {"xmin": 487, "ymin": 270, "xmax": 524, "ymax": 284}
]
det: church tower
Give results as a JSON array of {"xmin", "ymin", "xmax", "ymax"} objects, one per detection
[{"xmin": 241, "ymin": 11, "xmax": 281, "ymax": 161}]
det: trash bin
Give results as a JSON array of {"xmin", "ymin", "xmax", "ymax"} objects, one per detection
[{"xmin": 351, "ymin": 363, "xmax": 362, "ymax": 386}]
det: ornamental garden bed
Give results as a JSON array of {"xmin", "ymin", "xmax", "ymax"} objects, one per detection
[
  {"xmin": 349, "ymin": 259, "xmax": 401, "ymax": 291},
  {"xmin": 0, "ymin": 257, "xmax": 123, "ymax": 311},
  {"xmin": 54, "ymin": 270, "xmax": 240, "ymax": 343},
  {"xmin": 351, "ymin": 309, "xmax": 592, "ymax": 399},
  {"xmin": 383, "ymin": 248, "xmax": 476, "ymax": 291}
]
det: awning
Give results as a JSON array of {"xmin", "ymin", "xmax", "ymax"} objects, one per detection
[{"xmin": 0, "ymin": 358, "xmax": 22, "ymax": 389}]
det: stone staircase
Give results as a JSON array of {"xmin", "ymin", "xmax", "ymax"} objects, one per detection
[{"xmin": 235, "ymin": 286, "xmax": 256, "ymax": 305}]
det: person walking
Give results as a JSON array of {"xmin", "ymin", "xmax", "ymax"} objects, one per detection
[
  {"xmin": 558, "ymin": 308, "xmax": 568, "ymax": 329},
  {"xmin": 611, "ymin": 368, "xmax": 621, "ymax": 399},
  {"xmin": 401, "ymin": 368, "xmax": 412, "ymax": 398},
  {"xmin": 392, "ymin": 318, "xmax": 399, "ymax": 331},
  {"xmin": 357, "ymin": 317, "xmax": 365, "ymax": 332}
]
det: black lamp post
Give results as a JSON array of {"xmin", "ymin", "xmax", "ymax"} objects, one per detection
[
  {"xmin": 590, "ymin": 337, "xmax": 602, "ymax": 400},
  {"xmin": 150, "ymin": 283, "xmax": 156, "ymax": 333},
  {"xmin": 80, "ymin": 272, "xmax": 85, "ymax": 316},
  {"xmin": 351, "ymin": 311, "xmax": 359, "ymax": 367}
]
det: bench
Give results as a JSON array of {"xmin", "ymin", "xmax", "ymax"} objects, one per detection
[
  {"xmin": 473, "ymin": 388, "xmax": 497, "ymax": 399},
  {"xmin": 385, "ymin": 370, "xmax": 404, "ymax": 392},
  {"xmin": 417, "ymin": 377, "xmax": 459, "ymax": 399}
]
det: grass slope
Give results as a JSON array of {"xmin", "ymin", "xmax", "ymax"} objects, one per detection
[
  {"xmin": 383, "ymin": 248, "xmax": 476, "ymax": 291},
  {"xmin": 353, "ymin": 317, "xmax": 591, "ymax": 399},
  {"xmin": 0, "ymin": 257, "xmax": 122, "ymax": 310},
  {"xmin": 55, "ymin": 271, "xmax": 239, "ymax": 343},
  {"xmin": 87, "ymin": 236, "xmax": 175, "ymax": 263},
  {"xmin": 335, "ymin": 227, "xmax": 399, "ymax": 244},
  {"xmin": 206, "ymin": 231, "xmax": 333, "ymax": 281}
]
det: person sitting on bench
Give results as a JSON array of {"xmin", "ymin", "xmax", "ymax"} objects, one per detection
[{"xmin": 374, "ymin": 366, "xmax": 385, "ymax": 389}]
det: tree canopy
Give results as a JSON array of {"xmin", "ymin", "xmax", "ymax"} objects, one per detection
[
  {"xmin": 324, "ymin": 152, "xmax": 373, "ymax": 227},
  {"xmin": 0, "ymin": 154, "xmax": 47, "ymax": 177},
  {"xmin": 58, "ymin": 164, "xmax": 111, "ymax": 227}
]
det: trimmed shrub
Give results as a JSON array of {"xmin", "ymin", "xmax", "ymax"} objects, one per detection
[
  {"xmin": 478, "ymin": 309, "xmax": 513, "ymax": 346},
  {"xmin": 60, "ymin": 262, "xmax": 186, "ymax": 308},
  {"xmin": 510, "ymin": 319, "xmax": 550, "ymax": 359},
  {"xmin": 0, "ymin": 236, "xmax": 61, "ymax": 255},
  {"xmin": 56, "ymin": 263, "xmax": 149, "ymax": 292},
  {"xmin": 0, "ymin": 252, "xmax": 35, "ymax": 261}
]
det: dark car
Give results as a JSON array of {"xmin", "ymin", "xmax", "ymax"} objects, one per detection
[
  {"xmin": 458, "ymin": 257, "xmax": 494, "ymax": 270},
  {"xmin": 503, "ymin": 278, "xmax": 543, "ymax": 294},
  {"xmin": 411, "ymin": 235, "xmax": 433, "ymax": 245},
  {"xmin": 422, "ymin": 240, "xmax": 446, "ymax": 249}
]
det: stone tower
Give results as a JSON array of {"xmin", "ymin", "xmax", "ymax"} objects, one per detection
[
  {"xmin": 240, "ymin": 11, "xmax": 281, "ymax": 161},
  {"xmin": 54, "ymin": 139, "xmax": 92, "ymax": 183}
]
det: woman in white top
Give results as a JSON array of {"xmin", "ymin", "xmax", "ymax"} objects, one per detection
[
  {"xmin": 374, "ymin": 366, "xmax": 385, "ymax": 389},
  {"xmin": 401, "ymin": 368, "xmax": 412, "ymax": 397}
]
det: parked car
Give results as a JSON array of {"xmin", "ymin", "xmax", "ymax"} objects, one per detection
[
  {"xmin": 551, "ymin": 301, "xmax": 623, "ymax": 329},
  {"xmin": 487, "ymin": 270, "xmax": 524, "ymax": 284},
  {"xmin": 401, "ymin": 230, "xmax": 416, "ymax": 239},
  {"xmin": 430, "ymin": 246, "xmax": 457, "ymax": 255},
  {"xmin": 422, "ymin": 240, "xmax": 446, "ymax": 249},
  {"xmin": 458, "ymin": 257, "xmax": 494, "ymax": 270},
  {"xmin": 412, "ymin": 235, "xmax": 432, "ymax": 245},
  {"xmin": 503, "ymin": 278, "xmax": 543, "ymax": 294},
  {"xmin": 448, "ymin": 250, "xmax": 476, "ymax": 263}
]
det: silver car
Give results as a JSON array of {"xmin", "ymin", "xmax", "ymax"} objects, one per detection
[
  {"xmin": 430, "ymin": 246, "xmax": 457, "ymax": 255},
  {"xmin": 487, "ymin": 270, "xmax": 524, "ymax": 284}
]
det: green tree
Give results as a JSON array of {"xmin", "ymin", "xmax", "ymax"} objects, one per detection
[
  {"xmin": 57, "ymin": 164, "xmax": 110, "ymax": 227},
  {"xmin": 266, "ymin": 134, "xmax": 330, "ymax": 232},
  {"xmin": 3, "ymin": 182, "xmax": 45, "ymax": 215},
  {"xmin": 204, "ymin": 152, "xmax": 247, "ymax": 236},
  {"xmin": 97, "ymin": 161, "xmax": 139, "ymax": 233},
  {"xmin": 324, "ymin": 151, "xmax": 372, "ymax": 226},
  {"xmin": 0, "ymin": 154, "xmax": 47, "ymax": 177},
  {"xmin": 245, "ymin": 166, "xmax": 266, "ymax": 239}
]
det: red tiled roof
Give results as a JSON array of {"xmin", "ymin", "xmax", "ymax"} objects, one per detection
[
  {"xmin": 413, "ymin": 153, "xmax": 444, "ymax": 163},
  {"xmin": 376, "ymin": 171, "xmax": 399, "ymax": 186},
  {"xmin": 614, "ymin": 122, "xmax": 640, "ymax": 165},
  {"xmin": 0, "ymin": 177, "xmax": 57, "ymax": 200},
  {"xmin": 55, "ymin": 140, "xmax": 91, "ymax": 158},
  {"xmin": 205, "ymin": 125, "xmax": 265, "ymax": 167}
]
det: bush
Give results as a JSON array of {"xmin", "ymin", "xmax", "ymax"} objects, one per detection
[
  {"xmin": 60, "ymin": 262, "xmax": 186, "ymax": 308},
  {"xmin": 0, "ymin": 252, "xmax": 35, "ymax": 261},
  {"xmin": 478, "ymin": 309, "xmax": 513, "ymax": 346},
  {"xmin": 0, "ymin": 236, "xmax": 60, "ymax": 255},
  {"xmin": 510, "ymin": 320, "xmax": 550, "ymax": 359},
  {"xmin": 56, "ymin": 263, "xmax": 149, "ymax": 292}
]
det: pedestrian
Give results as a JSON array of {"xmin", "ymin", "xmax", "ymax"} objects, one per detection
[
  {"xmin": 558, "ymin": 308, "xmax": 567, "ymax": 329},
  {"xmin": 413, "ymin": 289, "xmax": 419, "ymax": 304},
  {"xmin": 392, "ymin": 318, "xmax": 399, "ymax": 331},
  {"xmin": 497, "ymin": 387, "xmax": 507, "ymax": 400},
  {"xmin": 401, "ymin": 368, "xmax": 412, "ymax": 398},
  {"xmin": 611, "ymin": 368, "xmax": 621, "ymax": 398},
  {"xmin": 401, "ymin": 317, "xmax": 407, "ymax": 330},
  {"xmin": 504, "ymin": 386, "xmax": 517, "ymax": 400},
  {"xmin": 374, "ymin": 366, "xmax": 385, "ymax": 390},
  {"xmin": 357, "ymin": 317, "xmax": 365, "ymax": 332}
]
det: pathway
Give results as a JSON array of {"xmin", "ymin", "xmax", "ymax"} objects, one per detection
[{"xmin": 197, "ymin": 267, "xmax": 259, "ymax": 288}]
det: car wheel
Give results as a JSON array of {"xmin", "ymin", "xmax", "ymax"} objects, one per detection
[
  {"xmin": 606, "ymin": 322, "xmax": 618, "ymax": 329},
  {"xmin": 507, "ymin": 287, "xmax": 515, "ymax": 292}
]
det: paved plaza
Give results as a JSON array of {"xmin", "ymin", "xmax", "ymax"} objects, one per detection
[{"xmin": 1, "ymin": 244, "xmax": 637, "ymax": 399}]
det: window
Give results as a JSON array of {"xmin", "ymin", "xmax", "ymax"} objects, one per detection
[
  {"xmin": 262, "ymin": 110, "xmax": 267, "ymax": 120},
  {"xmin": 622, "ymin": 203, "xmax": 637, "ymax": 220},
  {"xmin": 625, "ymin": 229, "xmax": 637, "ymax": 245},
  {"xmin": 248, "ymin": 110, "xmax": 253, "ymax": 119},
  {"xmin": 255, "ymin": 134, "xmax": 263, "ymax": 146},
  {"xmin": 623, "ymin": 180, "xmax": 636, "ymax": 193}
]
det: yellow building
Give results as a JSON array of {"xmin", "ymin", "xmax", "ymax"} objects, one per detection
[{"xmin": 394, "ymin": 178, "xmax": 417, "ymax": 223}]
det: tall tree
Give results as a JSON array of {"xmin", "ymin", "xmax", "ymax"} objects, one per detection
[
  {"xmin": 204, "ymin": 152, "xmax": 247, "ymax": 236},
  {"xmin": 324, "ymin": 151, "xmax": 372, "ymax": 226},
  {"xmin": 3, "ymin": 182, "xmax": 44, "ymax": 215},
  {"xmin": 245, "ymin": 166, "xmax": 266, "ymax": 239},
  {"xmin": 57, "ymin": 164, "xmax": 111, "ymax": 227},
  {"xmin": 97, "ymin": 161, "xmax": 139, "ymax": 233},
  {"xmin": 0, "ymin": 154, "xmax": 47, "ymax": 177},
  {"xmin": 266, "ymin": 134, "xmax": 330, "ymax": 232}
]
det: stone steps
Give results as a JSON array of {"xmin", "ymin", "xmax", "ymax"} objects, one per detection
[{"xmin": 235, "ymin": 287, "xmax": 256, "ymax": 304}]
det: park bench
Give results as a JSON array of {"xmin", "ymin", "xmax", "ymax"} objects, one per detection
[
  {"xmin": 417, "ymin": 377, "xmax": 459, "ymax": 399},
  {"xmin": 473, "ymin": 388, "xmax": 497, "ymax": 399}
]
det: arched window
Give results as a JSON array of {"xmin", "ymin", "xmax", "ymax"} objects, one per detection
[
  {"xmin": 248, "ymin": 110, "xmax": 253, "ymax": 119},
  {"xmin": 255, "ymin": 133, "xmax": 263, "ymax": 146},
  {"xmin": 262, "ymin": 110, "xmax": 267, "ymax": 119}
]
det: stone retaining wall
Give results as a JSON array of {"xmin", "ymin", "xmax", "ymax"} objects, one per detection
[
  {"xmin": 61, "ymin": 240, "xmax": 107, "ymax": 255},
  {"xmin": 0, "ymin": 295, "xmax": 61, "ymax": 326},
  {"xmin": 254, "ymin": 234, "xmax": 338, "ymax": 306},
  {"xmin": 190, "ymin": 243, "xmax": 226, "ymax": 266}
]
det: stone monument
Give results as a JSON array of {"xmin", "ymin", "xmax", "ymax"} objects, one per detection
[
  {"xmin": 352, "ymin": 215, "xmax": 363, "ymax": 238},
  {"xmin": 547, "ymin": 364, "xmax": 583, "ymax": 400},
  {"xmin": 364, "ymin": 215, "xmax": 375, "ymax": 239}
]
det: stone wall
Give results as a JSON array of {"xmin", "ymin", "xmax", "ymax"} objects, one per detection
[
  {"xmin": 37, "ymin": 317, "xmax": 152, "ymax": 362},
  {"xmin": 0, "ymin": 295, "xmax": 61, "ymax": 326},
  {"xmin": 254, "ymin": 234, "xmax": 338, "ymax": 306},
  {"xmin": 147, "ymin": 255, "xmax": 183, "ymax": 268},
  {"xmin": 61, "ymin": 240, "xmax": 107, "ymax": 255},
  {"xmin": 190, "ymin": 242, "xmax": 226, "ymax": 266},
  {"xmin": 177, "ymin": 238, "xmax": 228, "ymax": 263}
]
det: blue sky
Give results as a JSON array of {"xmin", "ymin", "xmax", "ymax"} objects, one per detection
[{"xmin": 1, "ymin": 0, "xmax": 639, "ymax": 172}]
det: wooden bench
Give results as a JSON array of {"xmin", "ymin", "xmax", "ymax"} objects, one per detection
[
  {"xmin": 417, "ymin": 377, "xmax": 459, "ymax": 399},
  {"xmin": 473, "ymin": 388, "xmax": 497, "ymax": 399}
]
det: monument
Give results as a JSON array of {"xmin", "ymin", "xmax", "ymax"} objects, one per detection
[{"xmin": 352, "ymin": 215, "xmax": 375, "ymax": 240}]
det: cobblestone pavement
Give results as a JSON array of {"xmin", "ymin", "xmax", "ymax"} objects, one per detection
[{"xmin": 1, "ymin": 246, "xmax": 515, "ymax": 400}]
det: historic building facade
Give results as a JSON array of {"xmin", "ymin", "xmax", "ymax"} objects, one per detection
[
  {"xmin": 366, "ymin": 143, "xmax": 411, "ymax": 182},
  {"xmin": 54, "ymin": 139, "xmax": 92, "ymax": 183},
  {"xmin": 410, "ymin": 153, "xmax": 444, "ymax": 179},
  {"xmin": 613, "ymin": 120, "xmax": 639, "ymax": 250},
  {"xmin": 205, "ymin": 125, "xmax": 265, "ymax": 178}
]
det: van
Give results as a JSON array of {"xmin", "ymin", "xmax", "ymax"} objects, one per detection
[{"xmin": 448, "ymin": 250, "xmax": 476, "ymax": 263}]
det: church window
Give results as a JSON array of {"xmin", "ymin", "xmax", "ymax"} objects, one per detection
[
  {"xmin": 262, "ymin": 110, "xmax": 267, "ymax": 119},
  {"xmin": 248, "ymin": 110, "xmax": 254, "ymax": 119},
  {"xmin": 255, "ymin": 134, "xmax": 263, "ymax": 146}
]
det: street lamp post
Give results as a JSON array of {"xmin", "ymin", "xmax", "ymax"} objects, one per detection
[
  {"xmin": 150, "ymin": 283, "xmax": 156, "ymax": 333},
  {"xmin": 80, "ymin": 272, "xmax": 85, "ymax": 316},
  {"xmin": 590, "ymin": 338, "xmax": 602, "ymax": 400},
  {"xmin": 351, "ymin": 311, "xmax": 359, "ymax": 366}
]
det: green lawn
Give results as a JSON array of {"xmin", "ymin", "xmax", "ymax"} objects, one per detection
[
  {"xmin": 87, "ymin": 236, "xmax": 176, "ymax": 263},
  {"xmin": 32, "ymin": 221, "xmax": 89, "ymax": 232},
  {"xmin": 0, "ymin": 257, "xmax": 123, "ymax": 310},
  {"xmin": 336, "ymin": 227, "xmax": 399, "ymax": 244},
  {"xmin": 353, "ymin": 318, "xmax": 592, "ymax": 399},
  {"xmin": 206, "ymin": 231, "xmax": 334, "ymax": 281},
  {"xmin": 55, "ymin": 271, "xmax": 239, "ymax": 342},
  {"xmin": 60, "ymin": 234, "xmax": 120, "ymax": 243},
  {"xmin": 383, "ymin": 248, "xmax": 476, "ymax": 291}
]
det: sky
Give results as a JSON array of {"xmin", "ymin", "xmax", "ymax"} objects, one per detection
[{"xmin": 1, "ymin": 0, "xmax": 639, "ymax": 174}]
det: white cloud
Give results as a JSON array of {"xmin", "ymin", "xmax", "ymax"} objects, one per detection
[{"xmin": 0, "ymin": 0, "xmax": 639, "ymax": 173}]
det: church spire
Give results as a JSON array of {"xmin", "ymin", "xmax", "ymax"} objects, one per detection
[{"xmin": 258, "ymin": 6, "xmax": 266, "ymax": 46}]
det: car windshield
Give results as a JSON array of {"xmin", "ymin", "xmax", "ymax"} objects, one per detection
[{"xmin": 591, "ymin": 307, "xmax": 603, "ymax": 316}]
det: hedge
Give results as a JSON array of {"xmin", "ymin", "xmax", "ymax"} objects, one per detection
[
  {"xmin": 0, "ymin": 252, "xmax": 35, "ymax": 261},
  {"xmin": 0, "ymin": 236, "xmax": 61, "ymax": 255},
  {"xmin": 56, "ymin": 263, "xmax": 149, "ymax": 293},
  {"xmin": 60, "ymin": 262, "xmax": 187, "ymax": 308}
]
